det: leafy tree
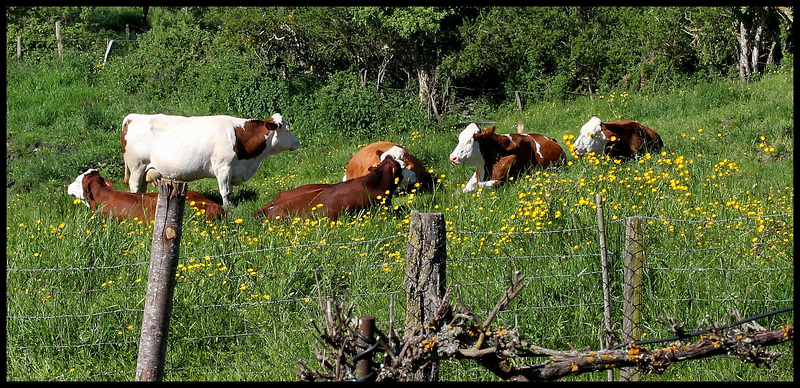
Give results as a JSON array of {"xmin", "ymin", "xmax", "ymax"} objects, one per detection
[{"xmin": 351, "ymin": 6, "xmax": 461, "ymax": 122}]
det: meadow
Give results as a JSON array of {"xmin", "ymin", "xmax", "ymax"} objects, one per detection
[{"xmin": 5, "ymin": 58, "xmax": 793, "ymax": 381}]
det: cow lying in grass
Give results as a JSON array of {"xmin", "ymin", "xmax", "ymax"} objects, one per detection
[
  {"xmin": 449, "ymin": 123, "xmax": 566, "ymax": 193},
  {"xmin": 255, "ymin": 148, "xmax": 406, "ymax": 221},
  {"xmin": 572, "ymin": 116, "xmax": 663, "ymax": 159},
  {"xmin": 68, "ymin": 169, "xmax": 225, "ymax": 221},
  {"xmin": 343, "ymin": 141, "xmax": 433, "ymax": 191}
]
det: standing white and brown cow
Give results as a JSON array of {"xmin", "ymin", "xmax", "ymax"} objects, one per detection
[
  {"xmin": 572, "ymin": 116, "xmax": 663, "ymax": 159},
  {"xmin": 121, "ymin": 113, "xmax": 300, "ymax": 206},
  {"xmin": 449, "ymin": 123, "xmax": 565, "ymax": 193}
]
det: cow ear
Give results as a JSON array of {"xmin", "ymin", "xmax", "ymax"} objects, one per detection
[
  {"xmin": 104, "ymin": 178, "xmax": 114, "ymax": 187},
  {"xmin": 376, "ymin": 150, "xmax": 384, "ymax": 157},
  {"xmin": 485, "ymin": 126, "xmax": 496, "ymax": 135}
]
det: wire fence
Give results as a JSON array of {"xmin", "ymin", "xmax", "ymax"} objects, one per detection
[{"xmin": 6, "ymin": 211, "xmax": 793, "ymax": 381}]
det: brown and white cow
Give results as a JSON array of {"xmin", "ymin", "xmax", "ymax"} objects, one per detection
[
  {"xmin": 255, "ymin": 149, "xmax": 405, "ymax": 221},
  {"xmin": 449, "ymin": 123, "xmax": 566, "ymax": 193},
  {"xmin": 68, "ymin": 169, "xmax": 225, "ymax": 221},
  {"xmin": 342, "ymin": 141, "xmax": 432, "ymax": 191},
  {"xmin": 121, "ymin": 113, "xmax": 300, "ymax": 206},
  {"xmin": 572, "ymin": 116, "xmax": 663, "ymax": 159}
]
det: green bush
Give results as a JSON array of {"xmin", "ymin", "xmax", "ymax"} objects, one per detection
[
  {"xmin": 105, "ymin": 14, "xmax": 214, "ymax": 102},
  {"xmin": 296, "ymin": 71, "xmax": 427, "ymax": 139}
]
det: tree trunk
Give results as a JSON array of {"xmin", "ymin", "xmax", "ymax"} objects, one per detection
[
  {"xmin": 750, "ymin": 8, "xmax": 765, "ymax": 78},
  {"xmin": 413, "ymin": 38, "xmax": 440, "ymax": 122},
  {"xmin": 737, "ymin": 18, "xmax": 752, "ymax": 83},
  {"xmin": 735, "ymin": 6, "xmax": 786, "ymax": 84}
]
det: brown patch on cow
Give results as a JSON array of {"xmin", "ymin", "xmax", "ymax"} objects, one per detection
[
  {"xmin": 600, "ymin": 120, "xmax": 663, "ymax": 159},
  {"xmin": 255, "ymin": 155, "xmax": 404, "ymax": 221},
  {"xmin": 233, "ymin": 119, "xmax": 277, "ymax": 160},
  {"xmin": 473, "ymin": 126, "xmax": 565, "ymax": 185},
  {"xmin": 121, "ymin": 118, "xmax": 130, "ymax": 154}
]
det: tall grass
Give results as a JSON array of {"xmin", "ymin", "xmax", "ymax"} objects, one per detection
[{"xmin": 5, "ymin": 57, "xmax": 793, "ymax": 381}]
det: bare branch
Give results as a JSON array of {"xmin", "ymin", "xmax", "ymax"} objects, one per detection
[{"xmin": 297, "ymin": 273, "xmax": 793, "ymax": 382}]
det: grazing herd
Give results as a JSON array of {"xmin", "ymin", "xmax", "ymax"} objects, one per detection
[{"xmin": 68, "ymin": 113, "xmax": 663, "ymax": 222}]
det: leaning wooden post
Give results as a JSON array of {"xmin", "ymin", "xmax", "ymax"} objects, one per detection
[
  {"xmin": 514, "ymin": 91, "xmax": 523, "ymax": 111},
  {"xmin": 405, "ymin": 211, "xmax": 446, "ymax": 382},
  {"xmin": 621, "ymin": 216, "xmax": 644, "ymax": 382},
  {"xmin": 55, "ymin": 21, "xmax": 63, "ymax": 59},
  {"xmin": 595, "ymin": 193, "xmax": 614, "ymax": 382},
  {"xmin": 136, "ymin": 179, "xmax": 188, "ymax": 381}
]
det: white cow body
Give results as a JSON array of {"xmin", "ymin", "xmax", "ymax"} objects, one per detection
[{"xmin": 122, "ymin": 113, "xmax": 300, "ymax": 206}]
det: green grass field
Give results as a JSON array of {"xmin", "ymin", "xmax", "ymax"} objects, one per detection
[{"xmin": 6, "ymin": 58, "xmax": 793, "ymax": 381}]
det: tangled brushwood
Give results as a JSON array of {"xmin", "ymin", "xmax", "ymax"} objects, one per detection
[{"xmin": 295, "ymin": 272, "xmax": 793, "ymax": 381}]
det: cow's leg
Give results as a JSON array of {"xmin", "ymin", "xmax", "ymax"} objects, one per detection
[
  {"xmin": 215, "ymin": 170, "xmax": 234, "ymax": 206},
  {"xmin": 124, "ymin": 156, "xmax": 148, "ymax": 193},
  {"xmin": 478, "ymin": 180, "xmax": 499, "ymax": 189},
  {"xmin": 463, "ymin": 171, "xmax": 480, "ymax": 193}
]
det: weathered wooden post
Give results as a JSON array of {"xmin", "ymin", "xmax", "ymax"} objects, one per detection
[
  {"xmin": 621, "ymin": 216, "xmax": 644, "ymax": 382},
  {"xmin": 405, "ymin": 211, "xmax": 446, "ymax": 382},
  {"xmin": 595, "ymin": 193, "xmax": 614, "ymax": 381},
  {"xmin": 514, "ymin": 91, "xmax": 523, "ymax": 111},
  {"xmin": 354, "ymin": 316, "xmax": 376, "ymax": 382},
  {"xmin": 16, "ymin": 36, "xmax": 22, "ymax": 59},
  {"xmin": 55, "ymin": 21, "xmax": 63, "ymax": 59},
  {"xmin": 135, "ymin": 179, "xmax": 188, "ymax": 381}
]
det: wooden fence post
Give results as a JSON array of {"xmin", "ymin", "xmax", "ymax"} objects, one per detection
[
  {"xmin": 355, "ymin": 316, "xmax": 376, "ymax": 382},
  {"xmin": 621, "ymin": 216, "xmax": 644, "ymax": 382},
  {"xmin": 405, "ymin": 211, "xmax": 446, "ymax": 382},
  {"xmin": 135, "ymin": 179, "xmax": 188, "ymax": 381},
  {"xmin": 16, "ymin": 36, "xmax": 22, "ymax": 59},
  {"xmin": 595, "ymin": 193, "xmax": 614, "ymax": 382},
  {"xmin": 55, "ymin": 21, "xmax": 63, "ymax": 59},
  {"xmin": 514, "ymin": 91, "xmax": 523, "ymax": 111}
]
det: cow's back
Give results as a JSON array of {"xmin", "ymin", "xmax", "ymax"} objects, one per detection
[
  {"xmin": 602, "ymin": 120, "xmax": 663, "ymax": 156},
  {"xmin": 525, "ymin": 133, "xmax": 565, "ymax": 169},
  {"xmin": 147, "ymin": 115, "xmax": 243, "ymax": 181},
  {"xmin": 255, "ymin": 183, "xmax": 330, "ymax": 219},
  {"xmin": 344, "ymin": 141, "xmax": 431, "ymax": 188}
]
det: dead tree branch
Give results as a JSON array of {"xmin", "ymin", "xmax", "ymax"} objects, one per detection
[{"xmin": 295, "ymin": 272, "xmax": 793, "ymax": 381}]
